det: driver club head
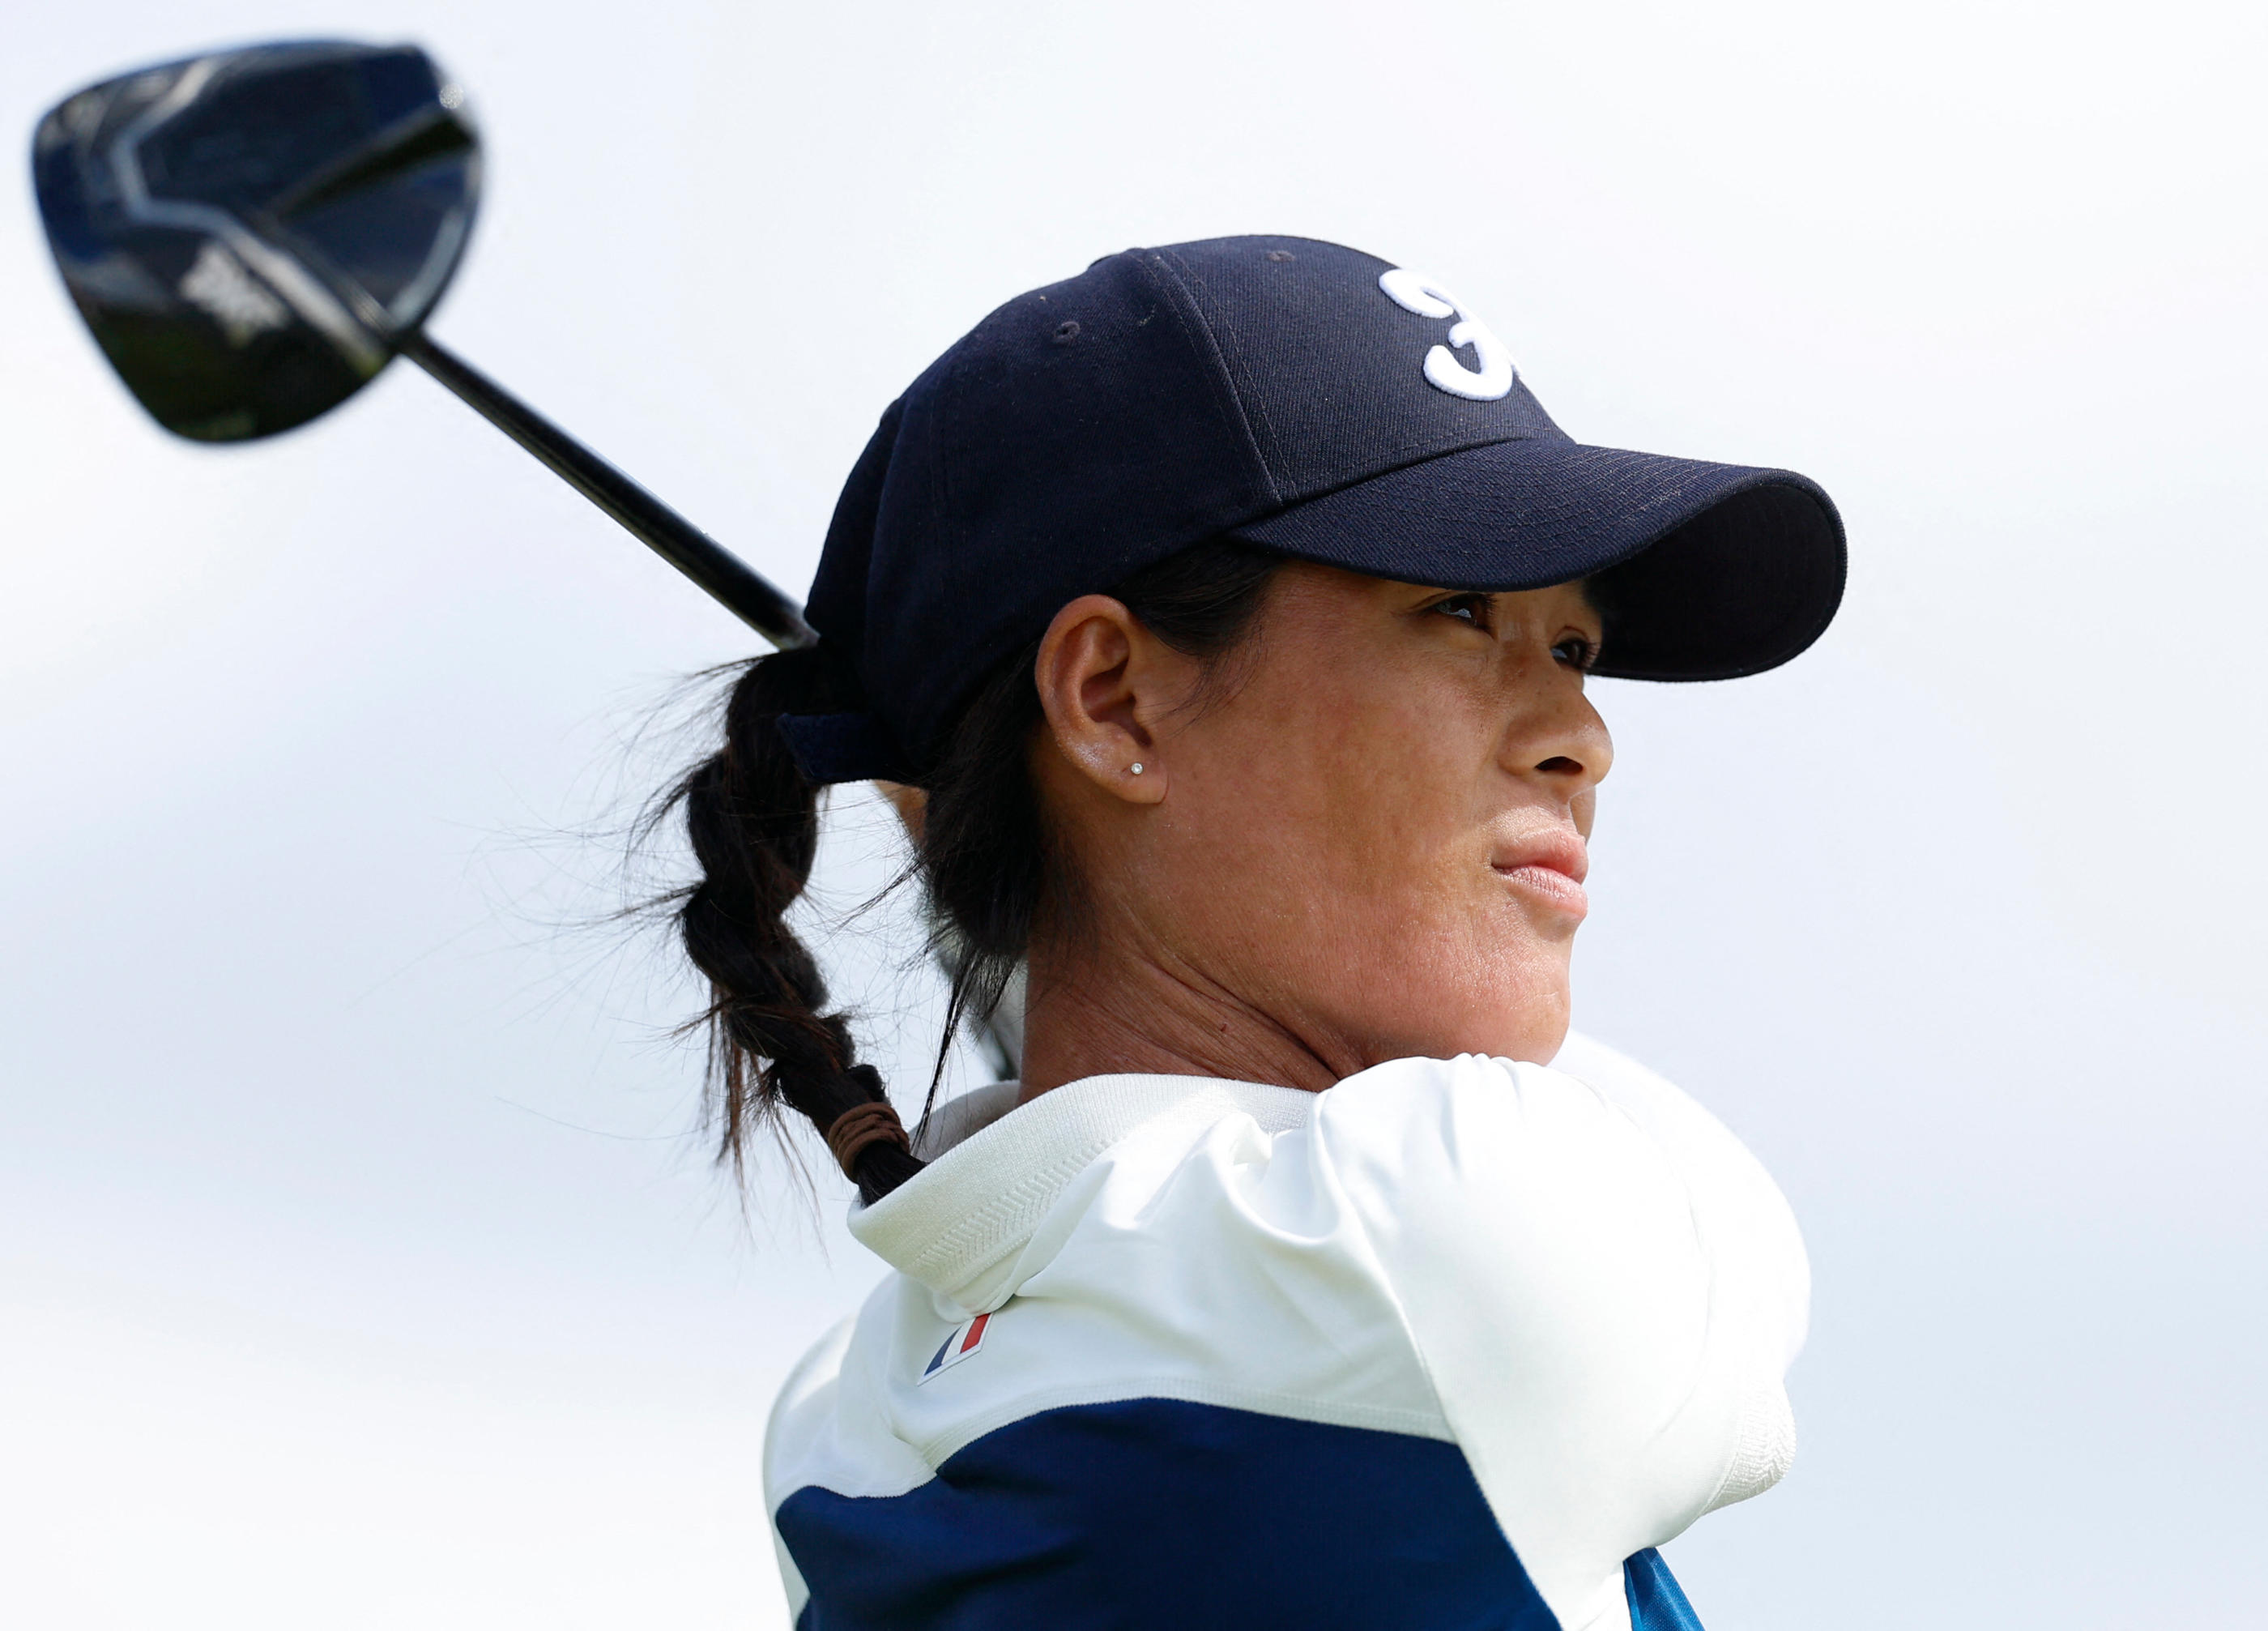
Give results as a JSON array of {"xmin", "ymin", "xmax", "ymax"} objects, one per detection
[{"xmin": 32, "ymin": 40, "xmax": 480, "ymax": 442}]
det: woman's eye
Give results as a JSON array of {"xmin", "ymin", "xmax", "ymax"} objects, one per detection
[
  {"xmin": 1433, "ymin": 593, "xmax": 1492, "ymax": 628},
  {"xmin": 1553, "ymin": 634, "xmax": 1601, "ymax": 670}
]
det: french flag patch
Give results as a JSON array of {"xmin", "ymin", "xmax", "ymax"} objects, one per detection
[{"xmin": 919, "ymin": 1312, "xmax": 991, "ymax": 1384}]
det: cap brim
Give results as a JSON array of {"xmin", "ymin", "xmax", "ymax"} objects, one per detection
[{"xmin": 1226, "ymin": 438, "xmax": 1847, "ymax": 681}]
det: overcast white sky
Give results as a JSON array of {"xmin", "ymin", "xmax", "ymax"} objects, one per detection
[{"xmin": 4, "ymin": 2, "xmax": 2262, "ymax": 1626}]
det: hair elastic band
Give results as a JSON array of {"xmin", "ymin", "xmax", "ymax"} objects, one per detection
[{"xmin": 825, "ymin": 1097, "xmax": 910, "ymax": 1177}]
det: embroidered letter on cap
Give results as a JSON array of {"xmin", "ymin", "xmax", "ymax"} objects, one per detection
[{"xmin": 1378, "ymin": 267, "xmax": 1517, "ymax": 401}]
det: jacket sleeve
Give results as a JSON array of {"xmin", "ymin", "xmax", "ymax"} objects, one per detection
[{"xmin": 1313, "ymin": 1048, "xmax": 1807, "ymax": 1631}]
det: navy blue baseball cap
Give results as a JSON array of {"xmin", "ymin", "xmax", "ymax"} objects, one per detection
[{"xmin": 782, "ymin": 233, "xmax": 1845, "ymax": 786}]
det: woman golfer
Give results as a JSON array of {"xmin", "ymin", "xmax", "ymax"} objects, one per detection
[{"xmin": 663, "ymin": 236, "xmax": 1843, "ymax": 1629}]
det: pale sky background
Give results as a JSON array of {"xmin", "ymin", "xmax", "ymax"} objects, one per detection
[{"xmin": 3, "ymin": 2, "xmax": 2262, "ymax": 1626}]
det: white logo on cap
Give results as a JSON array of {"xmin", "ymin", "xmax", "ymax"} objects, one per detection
[{"xmin": 1378, "ymin": 267, "xmax": 1516, "ymax": 401}]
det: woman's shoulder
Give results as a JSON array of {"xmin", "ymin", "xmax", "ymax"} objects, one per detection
[
  {"xmin": 1317, "ymin": 1046, "xmax": 1663, "ymax": 1159},
  {"xmin": 1327, "ymin": 1038, "xmax": 1800, "ymax": 1206},
  {"xmin": 1314, "ymin": 1041, "xmax": 1809, "ymax": 1364},
  {"xmin": 1309, "ymin": 1050, "xmax": 1720, "ymax": 1321},
  {"xmin": 1319, "ymin": 1034, "xmax": 1741, "ymax": 1150},
  {"xmin": 1309, "ymin": 1044, "xmax": 1809, "ymax": 1609},
  {"xmin": 1544, "ymin": 1034, "xmax": 1812, "ymax": 1350},
  {"xmin": 1307, "ymin": 1046, "xmax": 1712, "ymax": 1243}
]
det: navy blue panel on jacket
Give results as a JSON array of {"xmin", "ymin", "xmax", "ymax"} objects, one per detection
[
  {"xmin": 777, "ymin": 1398, "xmax": 1705, "ymax": 1629},
  {"xmin": 1625, "ymin": 1548, "xmax": 1704, "ymax": 1631}
]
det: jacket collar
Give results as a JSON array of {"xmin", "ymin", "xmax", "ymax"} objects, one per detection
[{"xmin": 850, "ymin": 1073, "xmax": 1311, "ymax": 1314}]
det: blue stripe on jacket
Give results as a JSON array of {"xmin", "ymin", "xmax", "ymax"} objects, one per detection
[{"xmin": 779, "ymin": 1397, "xmax": 1703, "ymax": 1629}]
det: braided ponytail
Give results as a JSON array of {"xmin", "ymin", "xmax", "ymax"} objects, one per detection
[
  {"xmin": 666, "ymin": 538, "xmax": 1282, "ymax": 1204},
  {"xmin": 666, "ymin": 646, "xmax": 921, "ymax": 1205}
]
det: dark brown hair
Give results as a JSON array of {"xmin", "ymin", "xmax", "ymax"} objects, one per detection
[{"xmin": 658, "ymin": 539, "xmax": 1281, "ymax": 1203}]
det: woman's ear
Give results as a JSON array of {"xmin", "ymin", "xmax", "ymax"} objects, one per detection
[{"xmin": 1033, "ymin": 594, "xmax": 1179, "ymax": 805}]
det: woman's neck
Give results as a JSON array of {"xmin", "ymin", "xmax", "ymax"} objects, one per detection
[{"xmin": 1016, "ymin": 933, "xmax": 1349, "ymax": 1101}]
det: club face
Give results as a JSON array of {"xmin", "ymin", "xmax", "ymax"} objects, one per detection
[{"xmin": 33, "ymin": 41, "xmax": 480, "ymax": 442}]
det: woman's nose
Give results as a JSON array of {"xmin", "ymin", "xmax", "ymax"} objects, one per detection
[{"xmin": 1516, "ymin": 688, "xmax": 1613, "ymax": 796}]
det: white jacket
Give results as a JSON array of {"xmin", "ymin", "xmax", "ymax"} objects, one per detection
[{"xmin": 765, "ymin": 1035, "xmax": 1809, "ymax": 1630}]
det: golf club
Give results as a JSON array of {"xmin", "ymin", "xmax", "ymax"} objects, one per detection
[
  {"xmin": 32, "ymin": 36, "xmax": 1025, "ymax": 1079},
  {"xmin": 32, "ymin": 37, "xmax": 812, "ymax": 648}
]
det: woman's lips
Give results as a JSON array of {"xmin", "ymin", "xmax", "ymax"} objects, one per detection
[{"xmin": 1492, "ymin": 831, "xmax": 1590, "ymax": 919}]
